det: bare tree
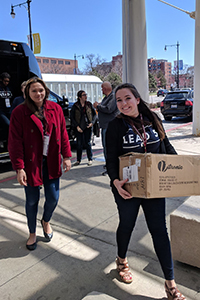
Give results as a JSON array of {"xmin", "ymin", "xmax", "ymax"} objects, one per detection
[
  {"xmin": 41, "ymin": 63, "xmax": 69, "ymax": 74},
  {"xmin": 83, "ymin": 54, "xmax": 105, "ymax": 74},
  {"xmin": 83, "ymin": 53, "xmax": 123, "ymax": 83},
  {"xmin": 112, "ymin": 59, "xmax": 122, "ymax": 78}
]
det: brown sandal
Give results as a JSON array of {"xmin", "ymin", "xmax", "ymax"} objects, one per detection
[
  {"xmin": 165, "ymin": 282, "xmax": 186, "ymax": 300},
  {"xmin": 116, "ymin": 257, "xmax": 133, "ymax": 284}
]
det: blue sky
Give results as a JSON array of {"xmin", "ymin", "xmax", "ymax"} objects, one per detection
[{"xmin": 1, "ymin": 0, "xmax": 195, "ymax": 71}]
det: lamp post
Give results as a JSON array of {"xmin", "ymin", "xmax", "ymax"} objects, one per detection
[
  {"xmin": 164, "ymin": 41, "xmax": 180, "ymax": 88},
  {"xmin": 10, "ymin": 0, "xmax": 33, "ymax": 51},
  {"xmin": 158, "ymin": 0, "xmax": 195, "ymax": 19},
  {"xmin": 74, "ymin": 54, "xmax": 84, "ymax": 74}
]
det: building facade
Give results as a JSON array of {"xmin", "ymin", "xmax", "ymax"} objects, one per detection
[
  {"xmin": 36, "ymin": 56, "xmax": 76, "ymax": 74},
  {"xmin": 36, "ymin": 55, "xmax": 193, "ymax": 90},
  {"xmin": 112, "ymin": 53, "xmax": 123, "ymax": 78},
  {"xmin": 148, "ymin": 58, "xmax": 172, "ymax": 89},
  {"xmin": 95, "ymin": 53, "xmax": 123, "ymax": 79}
]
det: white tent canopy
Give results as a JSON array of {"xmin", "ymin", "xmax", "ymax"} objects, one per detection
[
  {"xmin": 42, "ymin": 74, "xmax": 102, "ymax": 83},
  {"xmin": 42, "ymin": 74, "xmax": 102, "ymax": 102}
]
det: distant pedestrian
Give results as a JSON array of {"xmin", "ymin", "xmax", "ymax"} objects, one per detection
[
  {"xmin": 0, "ymin": 72, "xmax": 12, "ymax": 139},
  {"xmin": 70, "ymin": 90, "xmax": 97, "ymax": 166},
  {"xmin": 93, "ymin": 81, "xmax": 119, "ymax": 173},
  {"xmin": 106, "ymin": 83, "xmax": 186, "ymax": 300},
  {"xmin": 10, "ymin": 81, "xmax": 26, "ymax": 113},
  {"xmin": 8, "ymin": 77, "xmax": 71, "ymax": 251}
]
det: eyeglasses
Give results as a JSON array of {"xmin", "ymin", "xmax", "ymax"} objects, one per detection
[
  {"xmin": 82, "ymin": 93, "xmax": 87, "ymax": 96},
  {"xmin": 3, "ymin": 80, "xmax": 10, "ymax": 83}
]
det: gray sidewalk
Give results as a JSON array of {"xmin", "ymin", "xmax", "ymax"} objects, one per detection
[{"xmin": 0, "ymin": 122, "xmax": 200, "ymax": 300}]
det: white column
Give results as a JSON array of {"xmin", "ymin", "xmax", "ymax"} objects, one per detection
[
  {"xmin": 65, "ymin": 83, "xmax": 68, "ymax": 98},
  {"xmin": 91, "ymin": 83, "xmax": 94, "ymax": 103},
  {"xmin": 72, "ymin": 83, "xmax": 75, "ymax": 100},
  {"xmin": 193, "ymin": 0, "xmax": 200, "ymax": 136},
  {"xmin": 122, "ymin": 0, "xmax": 149, "ymax": 101}
]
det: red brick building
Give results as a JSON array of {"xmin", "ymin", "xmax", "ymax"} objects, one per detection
[
  {"xmin": 36, "ymin": 56, "xmax": 76, "ymax": 74},
  {"xmin": 95, "ymin": 53, "xmax": 123, "ymax": 78},
  {"xmin": 112, "ymin": 53, "xmax": 123, "ymax": 78},
  {"xmin": 148, "ymin": 58, "xmax": 172, "ymax": 89}
]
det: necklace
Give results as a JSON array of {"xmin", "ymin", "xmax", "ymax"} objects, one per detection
[{"xmin": 131, "ymin": 114, "xmax": 147, "ymax": 153}]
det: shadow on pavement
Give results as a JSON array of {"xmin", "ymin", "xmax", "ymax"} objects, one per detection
[{"xmin": 0, "ymin": 160, "xmax": 199, "ymax": 299}]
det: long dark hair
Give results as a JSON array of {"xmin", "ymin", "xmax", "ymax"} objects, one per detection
[
  {"xmin": 24, "ymin": 77, "xmax": 50, "ymax": 119},
  {"xmin": 115, "ymin": 83, "xmax": 165, "ymax": 141}
]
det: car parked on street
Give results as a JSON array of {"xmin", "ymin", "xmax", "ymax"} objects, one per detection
[
  {"xmin": 157, "ymin": 89, "xmax": 168, "ymax": 97},
  {"xmin": 160, "ymin": 90, "xmax": 194, "ymax": 121}
]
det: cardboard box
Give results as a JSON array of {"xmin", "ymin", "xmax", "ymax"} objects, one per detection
[{"xmin": 119, "ymin": 153, "xmax": 200, "ymax": 198}]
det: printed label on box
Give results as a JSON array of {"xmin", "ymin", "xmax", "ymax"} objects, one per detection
[{"xmin": 123, "ymin": 165, "xmax": 138, "ymax": 182}]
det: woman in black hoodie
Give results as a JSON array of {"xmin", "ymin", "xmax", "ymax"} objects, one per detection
[{"xmin": 106, "ymin": 83, "xmax": 186, "ymax": 300}]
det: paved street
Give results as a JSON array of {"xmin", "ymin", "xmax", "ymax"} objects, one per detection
[{"xmin": 0, "ymin": 119, "xmax": 200, "ymax": 300}]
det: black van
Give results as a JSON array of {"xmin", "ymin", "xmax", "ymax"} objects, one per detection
[
  {"xmin": 0, "ymin": 40, "xmax": 42, "ymax": 99},
  {"xmin": 0, "ymin": 39, "xmax": 71, "ymax": 162}
]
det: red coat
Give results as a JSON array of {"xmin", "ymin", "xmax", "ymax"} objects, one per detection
[{"xmin": 8, "ymin": 100, "xmax": 71, "ymax": 187}]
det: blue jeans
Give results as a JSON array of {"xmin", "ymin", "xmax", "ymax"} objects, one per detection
[
  {"xmin": 76, "ymin": 127, "xmax": 92, "ymax": 162},
  {"xmin": 24, "ymin": 158, "xmax": 59, "ymax": 233},
  {"xmin": 101, "ymin": 128, "xmax": 107, "ymax": 161},
  {"xmin": 112, "ymin": 186, "xmax": 174, "ymax": 280}
]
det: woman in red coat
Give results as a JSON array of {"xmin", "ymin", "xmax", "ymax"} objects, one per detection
[{"xmin": 8, "ymin": 77, "xmax": 71, "ymax": 251}]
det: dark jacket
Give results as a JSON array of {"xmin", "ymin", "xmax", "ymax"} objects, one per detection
[
  {"xmin": 10, "ymin": 95, "xmax": 24, "ymax": 113},
  {"xmin": 106, "ymin": 116, "xmax": 177, "ymax": 184},
  {"xmin": 70, "ymin": 100, "xmax": 97, "ymax": 130},
  {"xmin": 8, "ymin": 100, "xmax": 71, "ymax": 187}
]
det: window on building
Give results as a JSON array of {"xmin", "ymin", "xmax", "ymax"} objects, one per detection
[
  {"xmin": 43, "ymin": 59, "xmax": 49, "ymax": 63},
  {"xmin": 51, "ymin": 60, "xmax": 57, "ymax": 64},
  {"xmin": 37, "ymin": 58, "xmax": 41, "ymax": 63},
  {"xmin": 65, "ymin": 61, "xmax": 70, "ymax": 65},
  {"xmin": 58, "ymin": 60, "xmax": 63, "ymax": 64}
]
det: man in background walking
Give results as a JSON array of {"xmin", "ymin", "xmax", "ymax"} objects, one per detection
[{"xmin": 93, "ymin": 81, "xmax": 118, "ymax": 174}]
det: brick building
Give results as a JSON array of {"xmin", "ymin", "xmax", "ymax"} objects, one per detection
[
  {"xmin": 148, "ymin": 58, "xmax": 172, "ymax": 89},
  {"xmin": 36, "ymin": 54, "xmax": 193, "ymax": 89},
  {"xmin": 95, "ymin": 61, "xmax": 112, "ymax": 78},
  {"xmin": 112, "ymin": 53, "xmax": 123, "ymax": 78},
  {"xmin": 36, "ymin": 56, "xmax": 76, "ymax": 74}
]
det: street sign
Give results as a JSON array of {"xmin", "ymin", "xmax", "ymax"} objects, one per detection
[
  {"xmin": 174, "ymin": 60, "xmax": 183, "ymax": 70},
  {"xmin": 33, "ymin": 33, "xmax": 41, "ymax": 54}
]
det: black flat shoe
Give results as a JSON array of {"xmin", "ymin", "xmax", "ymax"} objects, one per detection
[
  {"xmin": 26, "ymin": 242, "xmax": 37, "ymax": 251},
  {"xmin": 41, "ymin": 219, "xmax": 53, "ymax": 241}
]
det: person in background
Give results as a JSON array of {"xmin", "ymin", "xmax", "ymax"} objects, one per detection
[
  {"xmin": 106, "ymin": 83, "xmax": 186, "ymax": 300},
  {"xmin": 93, "ymin": 81, "xmax": 118, "ymax": 175},
  {"xmin": 8, "ymin": 77, "xmax": 71, "ymax": 251},
  {"xmin": 10, "ymin": 81, "xmax": 26, "ymax": 113},
  {"xmin": 70, "ymin": 90, "xmax": 97, "ymax": 166},
  {"xmin": 0, "ymin": 72, "xmax": 12, "ymax": 138}
]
